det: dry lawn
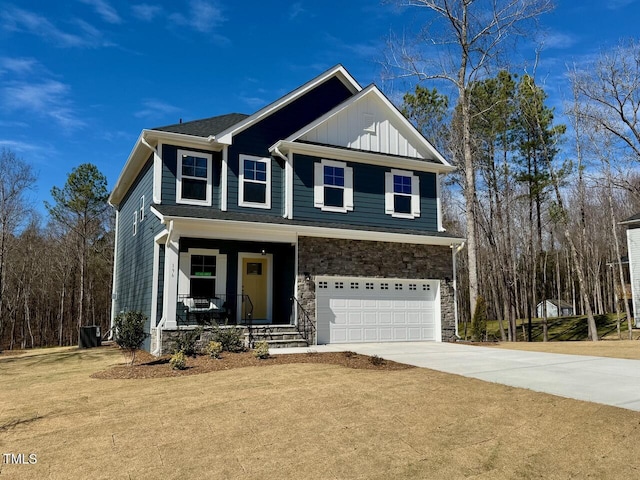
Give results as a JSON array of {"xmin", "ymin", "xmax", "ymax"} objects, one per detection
[
  {"xmin": 487, "ymin": 338, "xmax": 640, "ymax": 360},
  {"xmin": 2, "ymin": 346, "xmax": 640, "ymax": 479}
]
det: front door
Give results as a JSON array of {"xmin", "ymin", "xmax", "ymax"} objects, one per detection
[{"xmin": 241, "ymin": 256, "xmax": 270, "ymax": 322}]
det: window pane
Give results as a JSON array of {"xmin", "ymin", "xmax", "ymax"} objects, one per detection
[
  {"xmin": 324, "ymin": 166, "xmax": 344, "ymax": 187},
  {"xmin": 190, "ymin": 255, "xmax": 216, "ymax": 276},
  {"xmin": 393, "ymin": 175, "xmax": 412, "ymax": 194},
  {"xmin": 190, "ymin": 278, "xmax": 215, "ymax": 298},
  {"xmin": 244, "ymin": 159, "xmax": 256, "ymax": 180},
  {"xmin": 244, "ymin": 182, "xmax": 266, "ymax": 204},
  {"xmin": 182, "ymin": 178, "xmax": 207, "ymax": 200},
  {"xmin": 324, "ymin": 186, "xmax": 344, "ymax": 207},
  {"xmin": 256, "ymin": 163, "xmax": 267, "ymax": 182},
  {"xmin": 394, "ymin": 195, "xmax": 412, "ymax": 214},
  {"xmin": 183, "ymin": 155, "xmax": 208, "ymax": 178}
]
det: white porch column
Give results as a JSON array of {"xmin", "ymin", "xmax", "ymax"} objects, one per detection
[{"xmin": 162, "ymin": 229, "xmax": 180, "ymax": 329}]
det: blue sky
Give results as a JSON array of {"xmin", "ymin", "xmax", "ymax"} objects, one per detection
[{"xmin": 1, "ymin": 0, "xmax": 639, "ymax": 213}]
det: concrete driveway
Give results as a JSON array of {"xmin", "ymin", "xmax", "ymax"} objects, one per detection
[{"xmin": 274, "ymin": 342, "xmax": 640, "ymax": 412}]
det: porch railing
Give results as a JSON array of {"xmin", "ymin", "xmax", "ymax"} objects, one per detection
[
  {"xmin": 291, "ymin": 296, "xmax": 315, "ymax": 344},
  {"xmin": 176, "ymin": 294, "xmax": 253, "ymax": 327}
]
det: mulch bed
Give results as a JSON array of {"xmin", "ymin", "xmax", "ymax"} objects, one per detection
[{"xmin": 91, "ymin": 348, "xmax": 414, "ymax": 379}]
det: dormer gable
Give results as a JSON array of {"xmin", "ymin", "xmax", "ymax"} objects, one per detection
[{"xmin": 283, "ymin": 85, "xmax": 450, "ymax": 166}]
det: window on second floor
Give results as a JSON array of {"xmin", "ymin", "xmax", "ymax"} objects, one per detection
[
  {"xmin": 177, "ymin": 149, "xmax": 212, "ymax": 206},
  {"xmin": 239, "ymin": 155, "xmax": 271, "ymax": 209},
  {"xmin": 385, "ymin": 169, "xmax": 420, "ymax": 219},
  {"xmin": 139, "ymin": 195, "xmax": 145, "ymax": 222},
  {"xmin": 314, "ymin": 159, "xmax": 353, "ymax": 213},
  {"xmin": 132, "ymin": 210, "xmax": 137, "ymax": 236}
]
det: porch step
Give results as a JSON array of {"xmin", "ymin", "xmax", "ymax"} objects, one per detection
[{"xmin": 244, "ymin": 325, "xmax": 309, "ymax": 349}]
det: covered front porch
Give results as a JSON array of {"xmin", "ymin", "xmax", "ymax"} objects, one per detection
[{"xmin": 168, "ymin": 237, "xmax": 296, "ymax": 327}]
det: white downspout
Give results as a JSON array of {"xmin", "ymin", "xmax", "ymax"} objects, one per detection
[
  {"xmin": 451, "ymin": 242, "xmax": 465, "ymax": 339},
  {"xmin": 152, "ymin": 219, "xmax": 174, "ymax": 356},
  {"xmin": 109, "ymin": 209, "xmax": 120, "ymax": 339}
]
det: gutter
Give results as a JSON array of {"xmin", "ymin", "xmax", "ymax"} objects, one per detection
[{"xmin": 451, "ymin": 242, "xmax": 465, "ymax": 339}]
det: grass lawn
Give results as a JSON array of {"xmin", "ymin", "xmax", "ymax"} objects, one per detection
[
  {"xmin": 2, "ymin": 346, "xmax": 640, "ymax": 479},
  {"xmin": 472, "ymin": 314, "xmax": 636, "ymax": 342}
]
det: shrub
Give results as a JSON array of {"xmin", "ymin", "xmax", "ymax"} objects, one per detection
[
  {"xmin": 113, "ymin": 311, "xmax": 147, "ymax": 366},
  {"xmin": 253, "ymin": 340, "xmax": 270, "ymax": 359},
  {"xmin": 206, "ymin": 341, "xmax": 223, "ymax": 359},
  {"xmin": 471, "ymin": 296, "xmax": 488, "ymax": 342},
  {"xmin": 370, "ymin": 355, "xmax": 385, "ymax": 366},
  {"xmin": 169, "ymin": 351, "xmax": 187, "ymax": 370},
  {"xmin": 211, "ymin": 324, "xmax": 245, "ymax": 352},
  {"xmin": 173, "ymin": 328, "xmax": 202, "ymax": 357}
]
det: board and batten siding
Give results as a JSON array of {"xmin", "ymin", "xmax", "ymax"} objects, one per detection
[
  {"xmin": 627, "ymin": 227, "xmax": 640, "ymax": 326},
  {"xmin": 300, "ymin": 90, "xmax": 425, "ymax": 159},
  {"xmin": 113, "ymin": 157, "xmax": 160, "ymax": 350},
  {"xmin": 293, "ymin": 153, "xmax": 438, "ymax": 231}
]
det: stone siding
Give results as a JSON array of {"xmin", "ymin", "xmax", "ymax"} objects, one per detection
[{"xmin": 297, "ymin": 237, "xmax": 456, "ymax": 342}]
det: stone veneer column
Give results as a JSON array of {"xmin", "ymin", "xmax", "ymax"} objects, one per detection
[{"xmin": 296, "ymin": 236, "xmax": 457, "ymax": 343}]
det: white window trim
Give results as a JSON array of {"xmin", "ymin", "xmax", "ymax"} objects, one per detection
[
  {"xmin": 385, "ymin": 168, "xmax": 420, "ymax": 219},
  {"xmin": 139, "ymin": 195, "xmax": 145, "ymax": 222},
  {"xmin": 314, "ymin": 158, "xmax": 353, "ymax": 213},
  {"xmin": 178, "ymin": 248, "xmax": 227, "ymax": 298},
  {"xmin": 176, "ymin": 149, "xmax": 213, "ymax": 206},
  {"xmin": 132, "ymin": 210, "xmax": 137, "ymax": 236},
  {"xmin": 238, "ymin": 154, "xmax": 271, "ymax": 209}
]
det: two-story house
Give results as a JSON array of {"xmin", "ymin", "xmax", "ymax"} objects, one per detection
[{"xmin": 109, "ymin": 65, "xmax": 465, "ymax": 355}]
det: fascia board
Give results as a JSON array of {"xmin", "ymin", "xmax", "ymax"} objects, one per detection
[
  {"xmin": 109, "ymin": 134, "xmax": 146, "ymax": 207},
  {"xmin": 213, "ymin": 65, "xmax": 362, "ymax": 143},
  {"xmin": 161, "ymin": 214, "xmax": 465, "ymax": 246},
  {"xmin": 271, "ymin": 140, "xmax": 456, "ymax": 174}
]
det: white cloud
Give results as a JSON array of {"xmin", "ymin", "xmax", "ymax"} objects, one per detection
[
  {"xmin": 131, "ymin": 3, "xmax": 163, "ymax": 22},
  {"xmin": 78, "ymin": 0, "xmax": 122, "ymax": 24},
  {"xmin": 1, "ymin": 80, "xmax": 85, "ymax": 130},
  {"xmin": 134, "ymin": 99, "xmax": 181, "ymax": 119},
  {"xmin": 1, "ymin": 5, "xmax": 86, "ymax": 47},
  {"xmin": 0, "ymin": 5, "xmax": 114, "ymax": 48},
  {"xmin": 289, "ymin": 2, "xmax": 305, "ymax": 20},
  {"xmin": 169, "ymin": 0, "xmax": 226, "ymax": 33},
  {"xmin": 0, "ymin": 57, "xmax": 39, "ymax": 76},
  {"xmin": 606, "ymin": 0, "xmax": 638, "ymax": 9},
  {"xmin": 538, "ymin": 31, "xmax": 579, "ymax": 50}
]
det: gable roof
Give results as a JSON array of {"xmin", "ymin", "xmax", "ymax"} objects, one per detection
[
  {"xmin": 269, "ymin": 85, "xmax": 454, "ymax": 174},
  {"xmin": 277, "ymin": 84, "xmax": 451, "ymax": 167},
  {"xmin": 153, "ymin": 113, "xmax": 249, "ymax": 137},
  {"xmin": 214, "ymin": 64, "xmax": 361, "ymax": 144},
  {"xmin": 539, "ymin": 299, "xmax": 573, "ymax": 309}
]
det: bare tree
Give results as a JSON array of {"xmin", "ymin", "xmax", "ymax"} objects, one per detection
[
  {"xmin": 571, "ymin": 39, "xmax": 640, "ymax": 163},
  {"xmin": 0, "ymin": 149, "xmax": 36, "ymax": 342},
  {"xmin": 385, "ymin": 0, "xmax": 554, "ymax": 316}
]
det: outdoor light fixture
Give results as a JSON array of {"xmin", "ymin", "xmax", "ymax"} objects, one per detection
[
  {"xmin": 260, "ymin": 249, "xmax": 266, "ymax": 255},
  {"xmin": 304, "ymin": 272, "xmax": 311, "ymax": 282}
]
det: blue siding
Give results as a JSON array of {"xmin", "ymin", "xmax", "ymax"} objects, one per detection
[
  {"xmin": 113, "ymin": 157, "xmax": 163, "ymax": 348},
  {"xmin": 227, "ymin": 76, "xmax": 354, "ymax": 215},
  {"xmin": 293, "ymin": 153, "xmax": 439, "ymax": 232}
]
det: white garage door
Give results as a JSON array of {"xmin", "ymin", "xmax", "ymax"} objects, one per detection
[{"xmin": 315, "ymin": 276, "xmax": 440, "ymax": 344}]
